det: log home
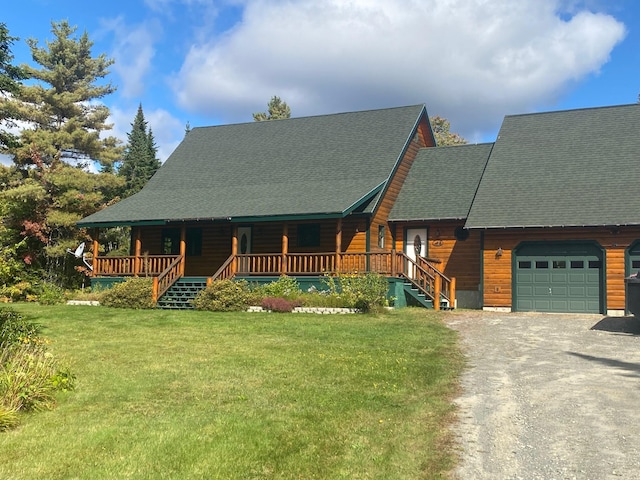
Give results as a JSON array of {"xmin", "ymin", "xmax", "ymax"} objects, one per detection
[
  {"xmin": 79, "ymin": 102, "xmax": 640, "ymax": 314},
  {"xmin": 78, "ymin": 105, "xmax": 455, "ymax": 309}
]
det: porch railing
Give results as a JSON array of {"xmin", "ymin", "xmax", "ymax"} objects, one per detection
[
  {"xmin": 93, "ymin": 255, "xmax": 181, "ymax": 277},
  {"xmin": 92, "ymin": 251, "xmax": 455, "ymax": 310},
  {"xmin": 152, "ymin": 255, "xmax": 183, "ymax": 302}
]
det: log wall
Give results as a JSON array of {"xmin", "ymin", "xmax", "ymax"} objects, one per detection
[{"xmin": 482, "ymin": 226, "xmax": 640, "ymax": 311}]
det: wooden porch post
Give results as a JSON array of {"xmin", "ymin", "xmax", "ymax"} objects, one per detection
[
  {"xmin": 390, "ymin": 224, "xmax": 396, "ymax": 276},
  {"xmin": 450, "ymin": 277, "xmax": 456, "ymax": 309},
  {"xmin": 179, "ymin": 225, "xmax": 187, "ymax": 276},
  {"xmin": 282, "ymin": 223, "xmax": 289, "ymax": 275},
  {"xmin": 231, "ymin": 225, "xmax": 238, "ymax": 275},
  {"xmin": 335, "ymin": 218, "xmax": 342, "ymax": 273},
  {"xmin": 133, "ymin": 227, "xmax": 142, "ymax": 276},
  {"xmin": 92, "ymin": 228, "xmax": 99, "ymax": 274},
  {"xmin": 434, "ymin": 274, "xmax": 441, "ymax": 311}
]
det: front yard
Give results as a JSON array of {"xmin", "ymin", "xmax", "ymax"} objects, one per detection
[{"xmin": 0, "ymin": 305, "xmax": 462, "ymax": 479}]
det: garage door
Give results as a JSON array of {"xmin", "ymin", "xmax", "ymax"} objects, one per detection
[{"xmin": 514, "ymin": 243, "xmax": 603, "ymax": 313}]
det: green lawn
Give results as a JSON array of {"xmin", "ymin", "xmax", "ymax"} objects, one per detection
[{"xmin": 0, "ymin": 305, "xmax": 463, "ymax": 480}]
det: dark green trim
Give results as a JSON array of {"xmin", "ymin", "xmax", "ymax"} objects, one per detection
[
  {"xmin": 479, "ymin": 231, "xmax": 485, "ymax": 309},
  {"xmin": 78, "ymin": 220, "xmax": 167, "ymax": 228},
  {"xmin": 343, "ymin": 182, "xmax": 385, "ymax": 215},
  {"xmin": 625, "ymin": 239, "xmax": 640, "ymax": 277},
  {"xmin": 231, "ymin": 213, "xmax": 344, "ymax": 223},
  {"xmin": 511, "ymin": 240, "xmax": 606, "ymax": 314}
]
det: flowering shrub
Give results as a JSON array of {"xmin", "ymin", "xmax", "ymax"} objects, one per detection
[
  {"xmin": 261, "ymin": 297, "xmax": 297, "ymax": 313},
  {"xmin": 321, "ymin": 272, "xmax": 389, "ymax": 312},
  {"xmin": 258, "ymin": 275, "xmax": 301, "ymax": 299}
]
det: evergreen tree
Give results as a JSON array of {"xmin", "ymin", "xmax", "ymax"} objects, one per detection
[
  {"xmin": 253, "ymin": 96, "xmax": 291, "ymax": 121},
  {"xmin": 9, "ymin": 20, "xmax": 122, "ymax": 169},
  {"xmin": 0, "ymin": 23, "xmax": 27, "ymax": 151},
  {"xmin": 0, "ymin": 20, "xmax": 125, "ymax": 287},
  {"xmin": 430, "ymin": 116, "xmax": 467, "ymax": 146},
  {"xmin": 118, "ymin": 104, "xmax": 160, "ymax": 197}
]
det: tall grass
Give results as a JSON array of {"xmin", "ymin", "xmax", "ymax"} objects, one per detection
[{"xmin": 0, "ymin": 305, "xmax": 462, "ymax": 479}]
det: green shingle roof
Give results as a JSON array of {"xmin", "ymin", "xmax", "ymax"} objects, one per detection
[
  {"xmin": 79, "ymin": 105, "xmax": 426, "ymax": 227},
  {"xmin": 466, "ymin": 104, "xmax": 640, "ymax": 229},
  {"xmin": 389, "ymin": 143, "xmax": 492, "ymax": 221}
]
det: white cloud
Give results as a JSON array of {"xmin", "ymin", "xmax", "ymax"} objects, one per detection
[
  {"xmin": 103, "ymin": 17, "xmax": 162, "ymax": 99},
  {"xmin": 172, "ymin": 0, "xmax": 626, "ymax": 139}
]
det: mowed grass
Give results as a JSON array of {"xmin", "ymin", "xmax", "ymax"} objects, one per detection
[{"xmin": 0, "ymin": 305, "xmax": 463, "ymax": 480}]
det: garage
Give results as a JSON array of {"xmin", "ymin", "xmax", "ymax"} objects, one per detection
[{"xmin": 513, "ymin": 242, "xmax": 604, "ymax": 313}]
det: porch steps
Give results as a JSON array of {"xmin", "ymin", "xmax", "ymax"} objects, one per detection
[
  {"xmin": 157, "ymin": 277, "xmax": 208, "ymax": 310},
  {"xmin": 403, "ymin": 282, "xmax": 452, "ymax": 310}
]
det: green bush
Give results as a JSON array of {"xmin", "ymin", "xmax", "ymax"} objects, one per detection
[
  {"xmin": 321, "ymin": 273, "xmax": 389, "ymax": 312},
  {"xmin": 0, "ymin": 308, "xmax": 41, "ymax": 345},
  {"xmin": 100, "ymin": 277, "xmax": 155, "ymax": 309},
  {"xmin": 192, "ymin": 279, "xmax": 254, "ymax": 312},
  {"xmin": 258, "ymin": 275, "xmax": 301, "ymax": 299},
  {"xmin": 0, "ymin": 342, "xmax": 75, "ymax": 428},
  {"xmin": 38, "ymin": 283, "xmax": 66, "ymax": 305}
]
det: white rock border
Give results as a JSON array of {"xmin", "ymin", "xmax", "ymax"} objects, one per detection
[{"xmin": 247, "ymin": 306, "xmax": 358, "ymax": 314}]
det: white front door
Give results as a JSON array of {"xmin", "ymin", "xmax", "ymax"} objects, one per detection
[{"xmin": 405, "ymin": 228, "xmax": 427, "ymax": 278}]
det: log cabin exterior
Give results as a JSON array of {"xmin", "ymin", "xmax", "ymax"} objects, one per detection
[
  {"xmin": 78, "ymin": 105, "xmax": 457, "ymax": 309},
  {"xmin": 78, "ymin": 102, "xmax": 640, "ymax": 314}
]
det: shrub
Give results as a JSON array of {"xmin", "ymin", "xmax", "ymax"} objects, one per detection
[
  {"xmin": 259, "ymin": 276, "xmax": 301, "ymax": 299},
  {"xmin": 0, "ymin": 308, "xmax": 41, "ymax": 346},
  {"xmin": 321, "ymin": 272, "xmax": 389, "ymax": 312},
  {"xmin": 0, "ymin": 281, "xmax": 35, "ymax": 303},
  {"xmin": 100, "ymin": 277, "xmax": 155, "ymax": 309},
  {"xmin": 0, "ymin": 342, "xmax": 75, "ymax": 425},
  {"xmin": 261, "ymin": 297, "xmax": 297, "ymax": 313},
  {"xmin": 192, "ymin": 279, "xmax": 253, "ymax": 312},
  {"xmin": 38, "ymin": 283, "xmax": 66, "ymax": 305}
]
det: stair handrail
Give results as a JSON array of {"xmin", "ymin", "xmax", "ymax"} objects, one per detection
[
  {"xmin": 208, "ymin": 254, "xmax": 236, "ymax": 285},
  {"xmin": 152, "ymin": 255, "xmax": 183, "ymax": 303},
  {"xmin": 395, "ymin": 252, "xmax": 455, "ymax": 310}
]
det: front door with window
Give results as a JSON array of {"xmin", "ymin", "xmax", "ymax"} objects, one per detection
[{"xmin": 405, "ymin": 228, "xmax": 427, "ymax": 278}]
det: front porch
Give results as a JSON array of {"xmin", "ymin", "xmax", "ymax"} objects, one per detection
[{"xmin": 91, "ymin": 251, "xmax": 456, "ymax": 310}]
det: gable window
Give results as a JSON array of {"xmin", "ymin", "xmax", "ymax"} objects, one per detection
[
  {"xmin": 161, "ymin": 228, "xmax": 180, "ymax": 255},
  {"xmin": 297, "ymin": 224, "xmax": 321, "ymax": 248},
  {"xmin": 378, "ymin": 225, "xmax": 385, "ymax": 248}
]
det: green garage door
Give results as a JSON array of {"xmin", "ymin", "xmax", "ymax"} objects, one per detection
[{"xmin": 514, "ymin": 243, "xmax": 603, "ymax": 313}]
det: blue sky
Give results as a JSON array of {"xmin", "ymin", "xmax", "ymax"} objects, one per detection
[{"xmin": 3, "ymin": 0, "xmax": 640, "ymax": 162}]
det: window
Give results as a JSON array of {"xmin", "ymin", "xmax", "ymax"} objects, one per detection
[
  {"xmin": 186, "ymin": 228, "xmax": 202, "ymax": 256},
  {"xmin": 552, "ymin": 260, "xmax": 567, "ymax": 269},
  {"xmin": 536, "ymin": 261, "xmax": 549, "ymax": 269},
  {"xmin": 377, "ymin": 225, "xmax": 385, "ymax": 248},
  {"xmin": 518, "ymin": 261, "xmax": 532, "ymax": 269},
  {"xmin": 297, "ymin": 224, "xmax": 320, "ymax": 247},
  {"xmin": 162, "ymin": 228, "xmax": 202, "ymax": 256},
  {"xmin": 161, "ymin": 229, "xmax": 180, "ymax": 255}
]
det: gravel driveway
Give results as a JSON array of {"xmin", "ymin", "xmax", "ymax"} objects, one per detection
[{"xmin": 446, "ymin": 311, "xmax": 640, "ymax": 480}]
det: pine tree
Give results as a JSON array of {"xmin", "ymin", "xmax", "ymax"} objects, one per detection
[
  {"xmin": 118, "ymin": 104, "xmax": 160, "ymax": 197},
  {"xmin": 9, "ymin": 20, "xmax": 122, "ymax": 169},
  {"xmin": 253, "ymin": 96, "xmax": 291, "ymax": 121},
  {"xmin": 0, "ymin": 23, "xmax": 27, "ymax": 151},
  {"xmin": 0, "ymin": 21, "xmax": 125, "ymax": 287}
]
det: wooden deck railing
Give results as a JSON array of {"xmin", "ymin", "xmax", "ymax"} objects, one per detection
[
  {"xmin": 152, "ymin": 256, "xmax": 183, "ymax": 302},
  {"xmin": 93, "ymin": 255, "xmax": 181, "ymax": 277}
]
